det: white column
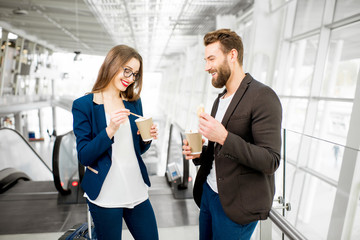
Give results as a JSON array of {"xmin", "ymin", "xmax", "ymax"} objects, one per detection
[
  {"xmin": 328, "ymin": 72, "xmax": 360, "ymax": 240},
  {"xmin": 0, "ymin": 30, "xmax": 9, "ymax": 96},
  {"xmin": 14, "ymin": 113, "xmax": 22, "ymax": 134},
  {"xmin": 14, "ymin": 38, "xmax": 25, "ymax": 95},
  {"xmin": 38, "ymin": 109, "xmax": 43, "ymax": 138}
]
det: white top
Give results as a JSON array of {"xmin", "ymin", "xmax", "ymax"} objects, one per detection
[
  {"xmin": 207, "ymin": 92, "xmax": 234, "ymax": 193},
  {"xmin": 85, "ymin": 114, "xmax": 148, "ymax": 208}
]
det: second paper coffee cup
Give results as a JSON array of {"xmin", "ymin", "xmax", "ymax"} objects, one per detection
[{"xmin": 185, "ymin": 131, "xmax": 202, "ymax": 154}]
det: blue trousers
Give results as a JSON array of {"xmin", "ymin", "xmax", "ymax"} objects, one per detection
[
  {"xmin": 199, "ymin": 182, "xmax": 258, "ymax": 240},
  {"xmin": 87, "ymin": 199, "xmax": 159, "ymax": 240}
]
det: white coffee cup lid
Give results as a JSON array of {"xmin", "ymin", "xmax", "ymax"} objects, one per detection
[
  {"xmin": 135, "ymin": 117, "xmax": 150, "ymax": 122},
  {"xmin": 185, "ymin": 130, "xmax": 199, "ymax": 134}
]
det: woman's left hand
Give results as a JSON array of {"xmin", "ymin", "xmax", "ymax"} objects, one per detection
[
  {"xmin": 150, "ymin": 124, "xmax": 158, "ymax": 140},
  {"xmin": 136, "ymin": 124, "xmax": 158, "ymax": 140}
]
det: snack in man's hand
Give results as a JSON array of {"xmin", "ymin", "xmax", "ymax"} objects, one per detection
[{"xmin": 197, "ymin": 104, "xmax": 205, "ymax": 117}]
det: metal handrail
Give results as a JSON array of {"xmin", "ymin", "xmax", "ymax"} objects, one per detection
[
  {"xmin": 269, "ymin": 209, "xmax": 307, "ymax": 240},
  {"xmin": 284, "ymin": 128, "xmax": 359, "ymax": 152}
]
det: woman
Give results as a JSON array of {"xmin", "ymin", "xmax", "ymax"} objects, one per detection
[{"xmin": 72, "ymin": 45, "xmax": 159, "ymax": 240}]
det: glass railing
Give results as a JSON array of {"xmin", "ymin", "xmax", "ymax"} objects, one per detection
[
  {"xmin": 0, "ymin": 127, "xmax": 52, "ymax": 181},
  {"xmin": 52, "ymin": 130, "xmax": 80, "ymax": 195},
  {"xmin": 165, "ymin": 123, "xmax": 193, "ymax": 198},
  {"xmin": 260, "ymin": 129, "xmax": 360, "ymax": 240}
]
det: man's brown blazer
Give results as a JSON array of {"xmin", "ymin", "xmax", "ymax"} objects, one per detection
[{"xmin": 193, "ymin": 73, "xmax": 282, "ymax": 225}]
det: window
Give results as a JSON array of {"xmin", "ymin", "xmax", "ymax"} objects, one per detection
[
  {"xmin": 282, "ymin": 36, "xmax": 319, "ymax": 96},
  {"xmin": 293, "ymin": 0, "xmax": 326, "ymax": 36},
  {"xmin": 320, "ymin": 22, "xmax": 360, "ymax": 99},
  {"xmin": 334, "ymin": 0, "xmax": 360, "ymax": 22}
]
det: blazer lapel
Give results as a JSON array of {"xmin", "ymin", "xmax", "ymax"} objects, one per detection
[
  {"xmin": 211, "ymin": 90, "xmax": 226, "ymax": 118},
  {"xmin": 92, "ymin": 92, "xmax": 107, "ymax": 134},
  {"xmin": 221, "ymin": 74, "xmax": 252, "ymax": 127}
]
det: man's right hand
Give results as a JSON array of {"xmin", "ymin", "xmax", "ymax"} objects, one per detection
[{"xmin": 182, "ymin": 139, "xmax": 204, "ymax": 160}]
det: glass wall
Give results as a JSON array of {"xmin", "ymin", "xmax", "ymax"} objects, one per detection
[
  {"xmin": 293, "ymin": 0, "xmax": 326, "ymax": 36},
  {"xmin": 280, "ymin": 36, "xmax": 319, "ymax": 96},
  {"xmin": 321, "ymin": 22, "xmax": 360, "ymax": 99},
  {"xmin": 334, "ymin": 0, "xmax": 360, "ymax": 21},
  {"xmin": 267, "ymin": 0, "xmax": 360, "ymax": 239},
  {"xmin": 159, "ymin": 0, "xmax": 360, "ymax": 239}
]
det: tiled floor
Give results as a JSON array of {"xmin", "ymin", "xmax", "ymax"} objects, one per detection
[
  {"xmin": 0, "ymin": 176, "xmax": 199, "ymax": 238},
  {"xmin": 0, "ymin": 226, "xmax": 199, "ymax": 240}
]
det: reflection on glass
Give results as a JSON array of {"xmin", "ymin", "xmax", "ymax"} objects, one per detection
[
  {"xmin": 277, "ymin": 129, "xmax": 359, "ymax": 239},
  {"xmin": 237, "ymin": 18, "xmax": 253, "ymax": 68},
  {"xmin": 271, "ymin": 221, "xmax": 286, "ymax": 239},
  {"xmin": 280, "ymin": 98, "xmax": 308, "ymax": 132},
  {"xmin": 306, "ymin": 136, "xmax": 345, "ymax": 183},
  {"xmin": 293, "ymin": 0, "xmax": 326, "ymax": 36},
  {"xmin": 321, "ymin": 22, "xmax": 360, "ymax": 98},
  {"xmin": 269, "ymin": 0, "xmax": 288, "ymax": 11},
  {"xmin": 58, "ymin": 133, "xmax": 78, "ymax": 190},
  {"xmin": 313, "ymin": 101, "xmax": 352, "ymax": 146},
  {"xmin": 283, "ymin": 129, "xmax": 302, "ymax": 164},
  {"xmin": 296, "ymin": 177, "xmax": 336, "ymax": 239},
  {"xmin": 281, "ymin": 36, "xmax": 319, "ymax": 96},
  {"xmin": 252, "ymin": 53, "xmax": 269, "ymax": 83},
  {"xmin": 334, "ymin": 0, "xmax": 360, "ymax": 22}
]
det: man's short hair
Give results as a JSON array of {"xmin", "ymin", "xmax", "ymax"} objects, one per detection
[{"xmin": 204, "ymin": 29, "xmax": 244, "ymax": 66}]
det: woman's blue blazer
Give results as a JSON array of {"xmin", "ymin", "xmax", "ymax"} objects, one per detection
[{"xmin": 72, "ymin": 93, "xmax": 151, "ymax": 200}]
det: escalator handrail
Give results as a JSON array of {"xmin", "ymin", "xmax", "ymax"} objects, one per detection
[
  {"xmin": 52, "ymin": 130, "xmax": 73, "ymax": 195},
  {"xmin": 166, "ymin": 122, "xmax": 190, "ymax": 189},
  {"xmin": 0, "ymin": 167, "xmax": 31, "ymax": 193},
  {"xmin": 179, "ymin": 131, "xmax": 189, "ymax": 189},
  {"xmin": 0, "ymin": 127, "xmax": 52, "ymax": 173}
]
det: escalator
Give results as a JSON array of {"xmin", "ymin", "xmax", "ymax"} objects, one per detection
[
  {"xmin": 0, "ymin": 127, "xmax": 53, "ymax": 196},
  {"xmin": 52, "ymin": 130, "xmax": 85, "ymax": 204},
  {"xmin": 0, "ymin": 123, "xmax": 200, "ymax": 235},
  {"xmin": 1, "ymin": 122, "xmax": 195, "ymax": 201},
  {"xmin": 0, "ymin": 127, "xmax": 87, "ymax": 235},
  {"xmin": 165, "ymin": 123, "xmax": 194, "ymax": 199},
  {"xmin": 0, "ymin": 127, "xmax": 82, "ymax": 201},
  {"xmin": 0, "ymin": 128, "xmax": 53, "ymax": 183}
]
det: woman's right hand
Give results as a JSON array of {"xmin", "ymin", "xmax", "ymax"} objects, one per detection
[{"xmin": 106, "ymin": 109, "xmax": 130, "ymax": 138}]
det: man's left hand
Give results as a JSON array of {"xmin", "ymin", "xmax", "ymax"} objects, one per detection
[{"xmin": 198, "ymin": 113, "xmax": 228, "ymax": 145}]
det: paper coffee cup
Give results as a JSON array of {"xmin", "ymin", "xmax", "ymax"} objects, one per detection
[
  {"xmin": 135, "ymin": 117, "xmax": 153, "ymax": 141},
  {"xmin": 185, "ymin": 131, "xmax": 202, "ymax": 155}
]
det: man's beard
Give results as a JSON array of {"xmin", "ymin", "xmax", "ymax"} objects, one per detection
[{"xmin": 211, "ymin": 59, "xmax": 231, "ymax": 88}]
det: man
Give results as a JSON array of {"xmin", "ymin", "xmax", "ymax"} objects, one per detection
[{"xmin": 182, "ymin": 29, "xmax": 282, "ymax": 240}]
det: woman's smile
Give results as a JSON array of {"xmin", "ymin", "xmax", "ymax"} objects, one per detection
[{"xmin": 121, "ymin": 79, "xmax": 130, "ymax": 87}]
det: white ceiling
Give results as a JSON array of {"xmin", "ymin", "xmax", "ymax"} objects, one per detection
[{"xmin": 0, "ymin": 0, "xmax": 253, "ymax": 71}]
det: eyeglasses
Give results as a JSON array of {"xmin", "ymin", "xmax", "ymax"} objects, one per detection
[{"xmin": 122, "ymin": 67, "xmax": 140, "ymax": 81}]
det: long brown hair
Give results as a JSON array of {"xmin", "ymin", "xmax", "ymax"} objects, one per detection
[
  {"xmin": 91, "ymin": 45, "xmax": 143, "ymax": 101},
  {"xmin": 204, "ymin": 29, "xmax": 244, "ymax": 66}
]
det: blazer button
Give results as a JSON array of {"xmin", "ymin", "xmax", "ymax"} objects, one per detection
[{"xmin": 218, "ymin": 177, "xmax": 224, "ymax": 181}]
